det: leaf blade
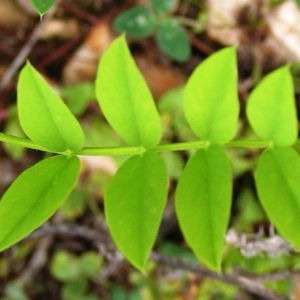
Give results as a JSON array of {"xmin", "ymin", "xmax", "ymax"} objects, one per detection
[
  {"xmin": 29, "ymin": 0, "xmax": 56, "ymax": 16},
  {"xmin": 18, "ymin": 62, "xmax": 84, "ymax": 152},
  {"xmin": 156, "ymin": 19, "xmax": 191, "ymax": 62},
  {"xmin": 151, "ymin": 0, "xmax": 178, "ymax": 13},
  {"xmin": 247, "ymin": 66, "xmax": 297, "ymax": 146},
  {"xmin": 0, "ymin": 155, "xmax": 80, "ymax": 251},
  {"xmin": 113, "ymin": 6, "xmax": 156, "ymax": 39},
  {"xmin": 255, "ymin": 147, "xmax": 300, "ymax": 248},
  {"xmin": 105, "ymin": 151, "xmax": 168, "ymax": 271},
  {"xmin": 96, "ymin": 35, "xmax": 162, "ymax": 148},
  {"xmin": 175, "ymin": 145, "xmax": 232, "ymax": 271},
  {"xmin": 183, "ymin": 47, "xmax": 239, "ymax": 144}
]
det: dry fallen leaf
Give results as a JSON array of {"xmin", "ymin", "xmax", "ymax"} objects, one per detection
[
  {"xmin": 63, "ymin": 22, "xmax": 114, "ymax": 84},
  {"xmin": 38, "ymin": 19, "xmax": 79, "ymax": 41}
]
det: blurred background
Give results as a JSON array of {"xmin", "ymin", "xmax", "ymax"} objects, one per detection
[{"xmin": 1, "ymin": 0, "xmax": 300, "ymax": 299}]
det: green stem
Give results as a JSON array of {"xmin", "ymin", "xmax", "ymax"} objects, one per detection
[
  {"xmin": 0, "ymin": 132, "xmax": 282, "ymax": 157},
  {"xmin": 0, "ymin": 132, "xmax": 49, "ymax": 152},
  {"xmin": 153, "ymin": 140, "xmax": 209, "ymax": 152},
  {"xmin": 174, "ymin": 16, "xmax": 204, "ymax": 31},
  {"xmin": 72, "ymin": 146, "xmax": 145, "ymax": 156}
]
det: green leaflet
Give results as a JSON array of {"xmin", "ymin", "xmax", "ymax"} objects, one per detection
[
  {"xmin": 0, "ymin": 155, "xmax": 80, "ymax": 251},
  {"xmin": 18, "ymin": 62, "xmax": 84, "ymax": 152},
  {"xmin": 183, "ymin": 47, "xmax": 239, "ymax": 144},
  {"xmin": 175, "ymin": 145, "xmax": 232, "ymax": 271},
  {"xmin": 255, "ymin": 147, "xmax": 300, "ymax": 249},
  {"xmin": 105, "ymin": 151, "xmax": 168, "ymax": 272},
  {"xmin": 113, "ymin": 6, "xmax": 156, "ymax": 39},
  {"xmin": 30, "ymin": 0, "xmax": 56, "ymax": 16},
  {"xmin": 156, "ymin": 19, "xmax": 191, "ymax": 62},
  {"xmin": 96, "ymin": 35, "xmax": 162, "ymax": 149},
  {"xmin": 247, "ymin": 66, "xmax": 297, "ymax": 146},
  {"xmin": 151, "ymin": 0, "xmax": 178, "ymax": 13}
]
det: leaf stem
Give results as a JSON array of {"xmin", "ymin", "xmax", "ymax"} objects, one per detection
[
  {"xmin": 0, "ymin": 132, "xmax": 280, "ymax": 156},
  {"xmin": 72, "ymin": 146, "xmax": 145, "ymax": 156},
  {"xmin": 0, "ymin": 132, "xmax": 49, "ymax": 152}
]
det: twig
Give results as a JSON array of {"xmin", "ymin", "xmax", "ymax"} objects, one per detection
[
  {"xmin": 0, "ymin": 0, "xmax": 61, "ymax": 91},
  {"xmin": 26, "ymin": 223, "xmax": 290, "ymax": 300},
  {"xmin": 17, "ymin": 236, "xmax": 53, "ymax": 287},
  {"xmin": 150, "ymin": 253, "xmax": 287, "ymax": 300},
  {"xmin": 190, "ymin": 32, "xmax": 214, "ymax": 55}
]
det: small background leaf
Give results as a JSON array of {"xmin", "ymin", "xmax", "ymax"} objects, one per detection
[
  {"xmin": 113, "ymin": 6, "xmax": 156, "ymax": 39},
  {"xmin": 255, "ymin": 147, "xmax": 300, "ymax": 249},
  {"xmin": 105, "ymin": 151, "xmax": 168, "ymax": 271},
  {"xmin": 156, "ymin": 19, "xmax": 191, "ymax": 62},
  {"xmin": 96, "ymin": 36, "xmax": 161, "ymax": 148},
  {"xmin": 183, "ymin": 47, "xmax": 239, "ymax": 144},
  {"xmin": 151, "ymin": 0, "xmax": 178, "ymax": 14},
  {"xmin": 175, "ymin": 145, "xmax": 232, "ymax": 271},
  {"xmin": 0, "ymin": 155, "xmax": 80, "ymax": 251},
  {"xmin": 18, "ymin": 62, "xmax": 84, "ymax": 152},
  {"xmin": 246, "ymin": 66, "xmax": 297, "ymax": 146},
  {"xmin": 29, "ymin": 0, "xmax": 55, "ymax": 16}
]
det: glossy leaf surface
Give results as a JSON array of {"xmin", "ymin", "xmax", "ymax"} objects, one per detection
[
  {"xmin": 247, "ymin": 66, "xmax": 297, "ymax": 146},
  {"xmin": 113, "ymin": 6, "xmax": 156, "ymax": 39},
  {"xmin": 175, "ymin": 145, "xmax": 232, "ymax": 271},
  {"xmin": 18, "ymin": 62, "xmax": 84, "ymax": 152},
  {"xmin": 255, "ymin": 147, "xmax": 300, "ymax": 249},
  {"xmin": 0, "ymin": 155, "xmax": 80, "ymax": 251},
  {"xmin": 30, "ymin": 0, "xmax": 55, "ymax": 15},
  {"xmin": 156, "ymin": 19, "xmax": 191, "ymax": 62},
  {"xmin": 96, "ymin": 36, "xmax": 161, "ymax": 148},
  {"xmin": 184, "ymin": 47, "xmax": 239, "ymax": 144},
  {"xmin": 105, "ymin": 151, "xmax": 168, "ymax": 271}
]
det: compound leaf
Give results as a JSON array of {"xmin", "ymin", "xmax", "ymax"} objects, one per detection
[
  {"xmin": 255, "ymin": 147, "xmax": 300, "ymax": 249},
  {"xmin": 30, "ymin": 0, "xmax": 56, "ymax": 16},
  {"xmin": 0, "ymin": 155, "xmax": 80, "ymax": 251},
  {"xmin": 184, "ymin": 47, "xmax": 239, "ymax": 144},
  {"xmin": 247, "ymin": 66, "xmax": 297, "ymax": 146},
  {"xmin": 105, "ymin": 151, "xmax": 168, "ymax": 271},
  {"xmin": 175, "ymin": 145, "xmax": 232, "ymax": 271},
  {"xmin": 113, "ymin": 6, "xmax": 156, "ymax": 39},
  {"xmin": 156, "ymin": 19, "xmax": 191, "ymax": 62},
  {"xmin": 18, "ymin": 62, "xmax": 84, "ymax": 152},
  {"xmin": 96, "ymin": 35, "xmax": 161, "ymax": 149}
]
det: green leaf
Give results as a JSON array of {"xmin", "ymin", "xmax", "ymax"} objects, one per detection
[
  {"xmin": 113, "ymin": 6, "xmax": 156, "ymax": 39},
  {"xmin": 105, "ymin": 151, "xmax": 168, "ymax": 271},
  {"xmin": 183, "ymin": 47, "xmax": 239, "ymax": 144},
  {"xmin": 80, "ymin": 252, "xmax": 103, "ymax": 279},
  {"xmin": 0, "ymin": 155, "xmax": 80, "ymax": 251},
  {"xmin": 96, "ymin": 35, "xmax": 161, "ymax": 149},
  {"xmin": 29, "ymin": 0, "xmax": 56, "ymax": 16},
  {"xmin": 151, "ymin": 0, "xmax": 178, "ymax": 13},
  {"xmin": 255, "ymin": 146, "xmax": 300, "ymax": 249},
  {"xmin": 51, "ymin": 250, "xmax": 81, "ymax": 282},
  {"xmin": 247, "ymin": 66, "xmax": 297, "ymax": 146},
  {"xmin": 175, "ymin": 145, "xmax": 232, "ymax": 271},
  {"xmin": 156, "ymin": 19, "xmax": 191, "ymax": 62},
  {"xmin": 18, "ymin": 62, "xmax": 84, "ymax": 152}
]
